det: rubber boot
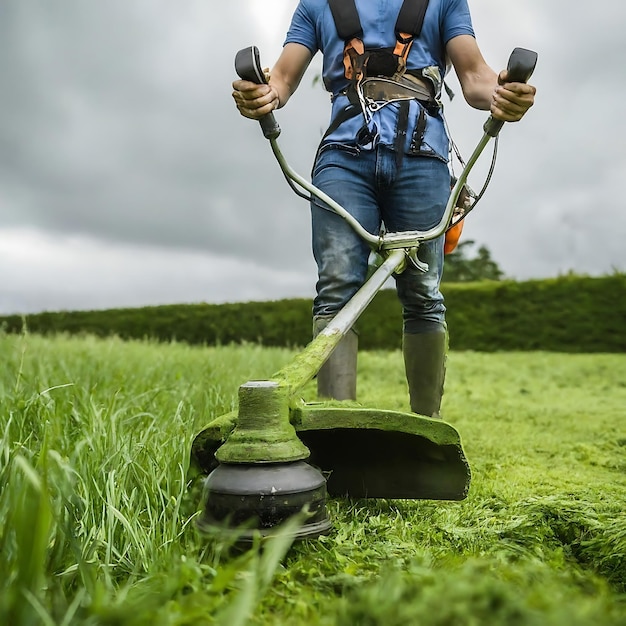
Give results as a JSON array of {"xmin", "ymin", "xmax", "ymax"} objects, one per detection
[
  {"xmin": 313, "ymin": 317, "xmax": 358, "ymax": 401},
  {"xmin": 402, "ymin": 329, "xmax": 447, "ymax": 418}
]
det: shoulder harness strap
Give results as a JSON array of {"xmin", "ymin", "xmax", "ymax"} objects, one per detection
[
  {"xmin": 328, "ymin": 0, "xmax": 431, "ymax": 79},
  {"xmin": 394, "ymin": 0, "xmax": 430, "ymax": 70},
  {"xmin": 328, "ymin": 0, "xmax": 365, "ymax": 81},
  {"xmin": 328, "ymin": 0, "xmax": 362, "ymax": 41}
]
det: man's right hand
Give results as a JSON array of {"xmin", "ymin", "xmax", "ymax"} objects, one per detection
[
  {"xmin": 232, "ymin": 43, "xmax": 313, "ymax": 121},
  {"xmin": 232, "ymin": 80, "xmax": 280, "ymax": 120}
]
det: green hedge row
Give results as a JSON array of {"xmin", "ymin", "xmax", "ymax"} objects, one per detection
[{"xmin": 1, "ymin": 274, "xmax": 624, "ymax": 352}]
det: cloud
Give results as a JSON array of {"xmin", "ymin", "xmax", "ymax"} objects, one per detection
[
  {"xmin": 0, "ymin": 227, "xmax": 315, "ymax": 314},
  {"xmin": 0, "ymin": 0, "xmax": 624, "ymax": 314}
]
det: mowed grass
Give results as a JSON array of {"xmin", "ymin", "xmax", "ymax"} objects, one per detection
[{"xmin": 0, "ymin": 331, "xmax": 625, "ymax": 625}]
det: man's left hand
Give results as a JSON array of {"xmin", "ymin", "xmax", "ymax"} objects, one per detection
[{"xmin": 491, "ymin": 69, "xmax": 536, "ymax": 122}]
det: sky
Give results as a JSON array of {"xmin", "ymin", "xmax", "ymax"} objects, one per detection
[{"xmin": 0, "ymin": 0, "xmax": 624, "ymax": 314}]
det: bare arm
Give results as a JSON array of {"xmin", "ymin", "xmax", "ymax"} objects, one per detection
[
  {"xmin": 447, "ymin": 34, "xmax": 536, "ymax": 121},
  {"xmin": 232, "ymin": 43, "xmax": 313, "ymax": 120}
]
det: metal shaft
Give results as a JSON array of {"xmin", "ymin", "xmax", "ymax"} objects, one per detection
[{"xmin": 273, "ymin": 248, "xmax": 406, "ymax": 397}]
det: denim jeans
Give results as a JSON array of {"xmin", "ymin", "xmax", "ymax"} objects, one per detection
[{"xmin": 310, "ymin": 143, "xmax": 449, "ymax": 334}]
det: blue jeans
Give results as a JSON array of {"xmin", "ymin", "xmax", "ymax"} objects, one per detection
[{"xmin": 310, "ymin": 143, "xmax": 449, "ymax": 334}]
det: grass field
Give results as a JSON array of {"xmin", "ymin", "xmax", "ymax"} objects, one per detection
[{"xmin": 1, "ymin": 331, "xmax": 625, "ymax": 625}]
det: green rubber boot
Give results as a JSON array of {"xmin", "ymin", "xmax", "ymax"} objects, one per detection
[
  {"xmin": 313, "ymin": 317, "xmax": 358, "ymax": 401},
  {"xmin": 402, "ymin": 329, "xmax": 447, "ymax": 418}
]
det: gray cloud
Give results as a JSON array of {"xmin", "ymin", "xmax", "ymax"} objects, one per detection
[{"xmin": 0, "ymin": 0, "xmax": 624, "ymax": 314}]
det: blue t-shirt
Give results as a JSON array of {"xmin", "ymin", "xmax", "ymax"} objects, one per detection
[{"xmin": 284, "ymin": 0, "xmax": 474, "ymax": 159}]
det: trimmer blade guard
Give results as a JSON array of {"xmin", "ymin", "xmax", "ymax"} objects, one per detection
[
  {"xmin": 293, "ymin": 405, "xmax": 470, "ymax": 500},
  {"xmin": 191, "ymin": 404, "xmax": 470, "ymax": 501}
]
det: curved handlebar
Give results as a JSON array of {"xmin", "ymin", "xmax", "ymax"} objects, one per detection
[{"xmin": 234, "ymin": 46, "xmax": 537, "ymax": 252}]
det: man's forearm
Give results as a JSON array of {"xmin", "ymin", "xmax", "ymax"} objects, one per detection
[
  {"xmin": 269, "ymin": 42, "xmax": 314, "ymax": 109},
  {"xmin": 461, "ymin": 68, "xmax": 499, "ymax": 111}
]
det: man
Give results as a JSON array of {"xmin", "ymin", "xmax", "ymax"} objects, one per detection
[{"xmin": 232, "ymin": 0, "xmax": 536, "ymax": 417}]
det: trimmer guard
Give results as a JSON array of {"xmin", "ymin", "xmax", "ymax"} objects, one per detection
[
  {"xmin": 295, "ymin": 405, "xmax": 470, "ymax": 499},
  {"xmin": 190, "ymin": 403, "xmax": 470, "ymax": 501}
]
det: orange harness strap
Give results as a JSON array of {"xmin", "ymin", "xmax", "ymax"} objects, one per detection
[
  {"xmin": 392, "ymin": 32, "xmax": 414, "ymax": 74},
  {"xmin": 343, "ymin": 38, "xmax": 365, "ymax": 81}
]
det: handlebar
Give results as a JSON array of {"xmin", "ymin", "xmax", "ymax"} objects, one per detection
[{"xmin": 234, "ymin": 45, "xmax": 537, "ymax": 254}]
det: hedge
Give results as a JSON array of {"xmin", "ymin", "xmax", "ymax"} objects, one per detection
[{"xmin": 1, "ymin": 274, "xmax": 624, "ymax": 353}]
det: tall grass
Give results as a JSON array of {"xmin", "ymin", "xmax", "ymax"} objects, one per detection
[
  {"xmin": 0, "ymin": 333, "xmax": 299, "ymax": 624},
  {"xmin": 0, "ymin": 331, "xmax": 625, "ymax": 624}
]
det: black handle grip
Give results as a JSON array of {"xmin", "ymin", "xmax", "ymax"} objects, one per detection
[
  {"xmin": 483, "ymin": 47, "xmax": 538, "ymax": 137},
  {"xmin": 234, "ymin": 46, "xmax": 281, "ymax": 140},
  {"xmin": 506, "ymin": 47, "xmax": 538, "ymax": 83}
]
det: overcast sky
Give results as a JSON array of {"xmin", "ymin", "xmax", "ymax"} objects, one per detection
[{"xmin": 0, "ymin": 0, "xmax": 624, "ymax": 314}]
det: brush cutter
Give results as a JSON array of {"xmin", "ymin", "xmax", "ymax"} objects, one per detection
[{"xmin": 190, "ymin": 46, "xmax": 537, "ymax": 540}]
